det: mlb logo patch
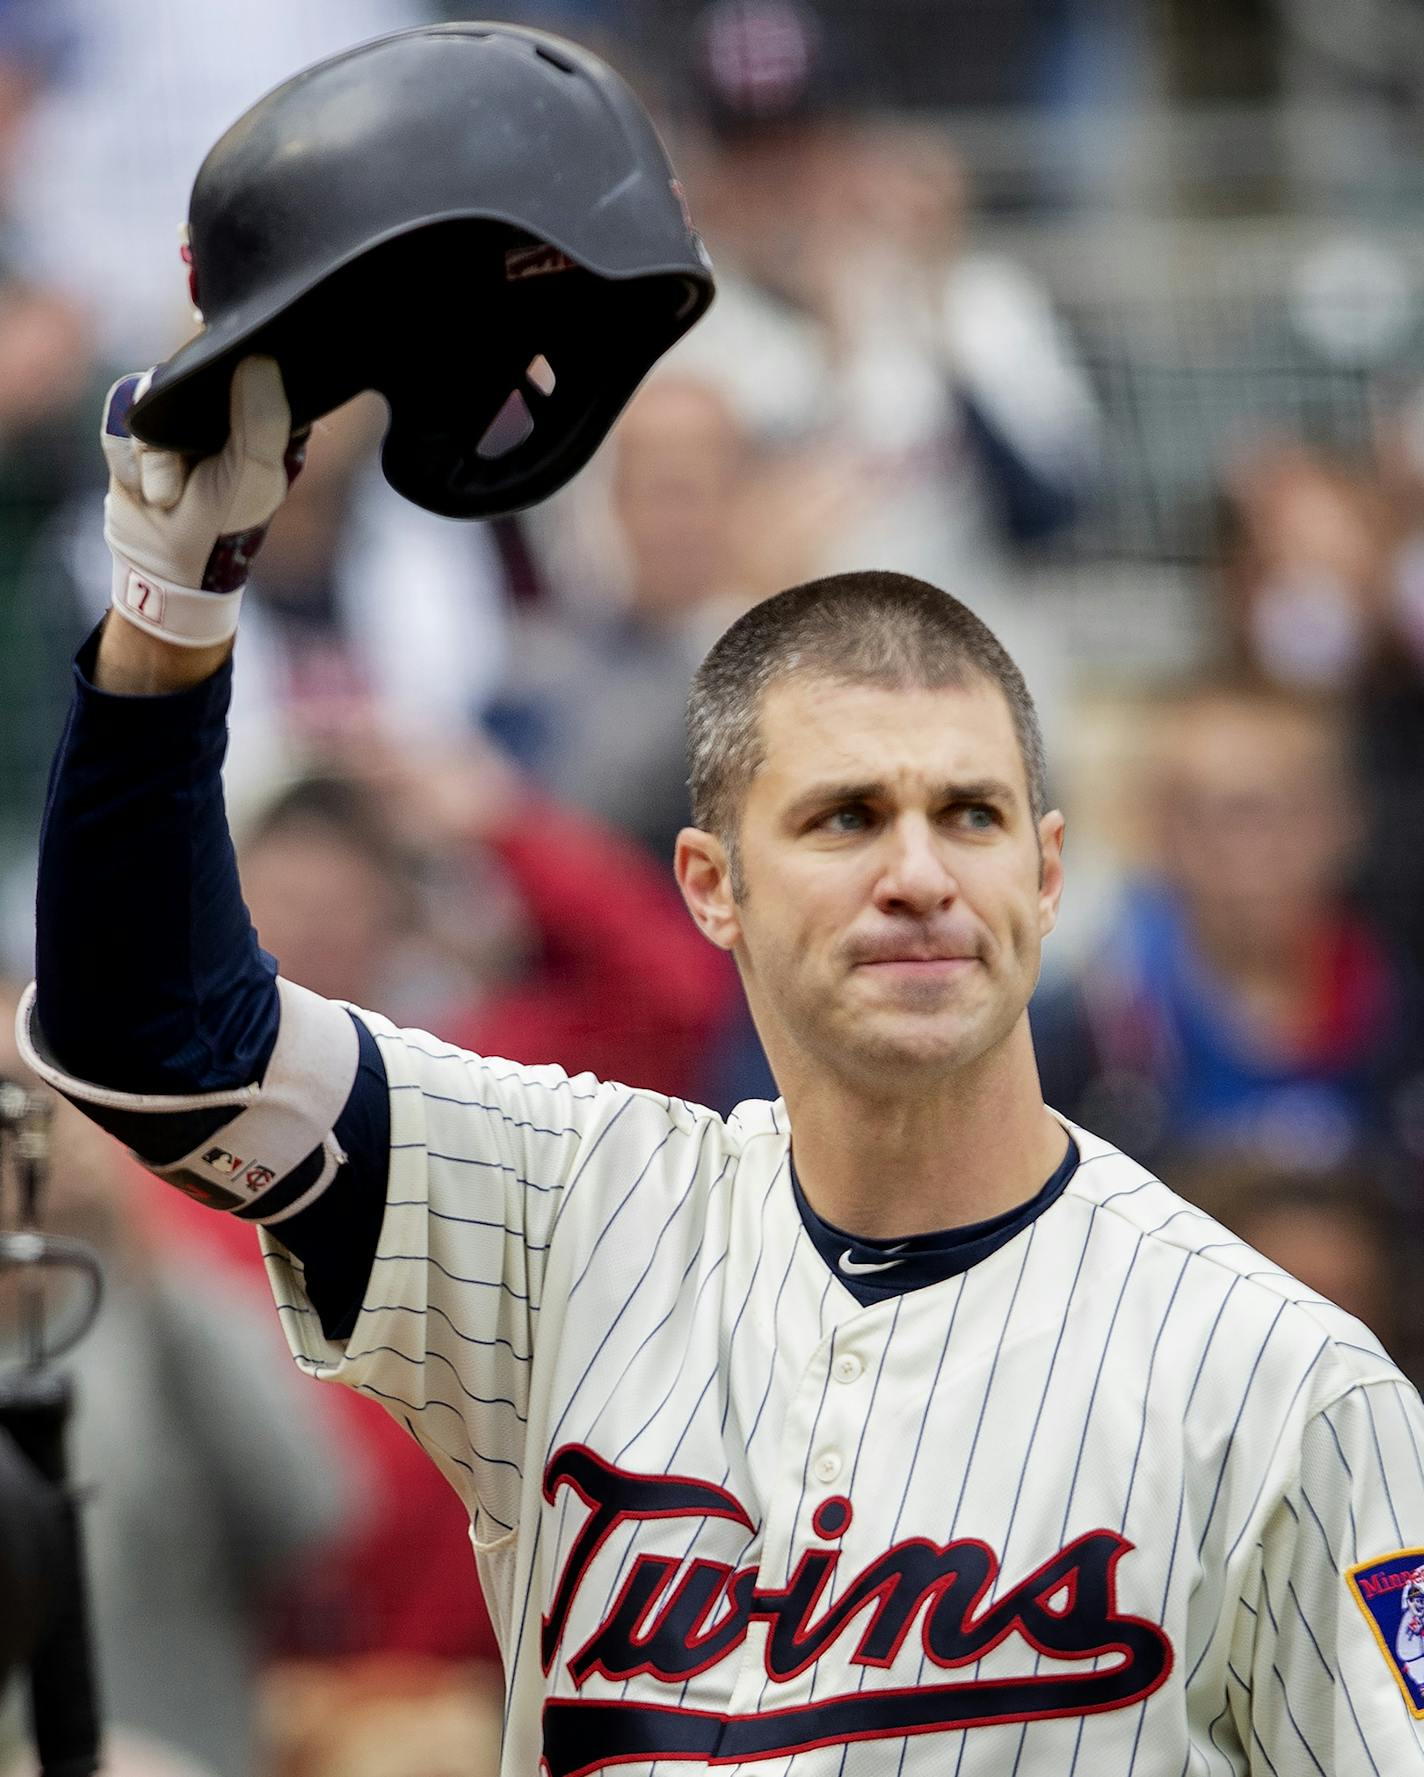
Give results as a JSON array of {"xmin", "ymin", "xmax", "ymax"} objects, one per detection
[{"xmin": 1346, "ymin": 1549, "xmax": 1424, "ymax": 1716}]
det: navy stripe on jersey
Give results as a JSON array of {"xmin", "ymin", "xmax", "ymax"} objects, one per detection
[
  {"xmin": 341, "ymin": 1343, "xmax": 529, "ymax": 1422},
  {"xmin": 922, "ymin": 1231, "xmax": 1042, "ymax": 1777},
  {"xmin": 653, "ymin": 1189, "xmax": 799, "ymax": 1733},
  {"xmin": 829, "ymin": 1281, "xmax": 969, "ymax": 1777},
  {"xmin": 512, "ymin": 1116, "xmax": 718, "ymax": 1715},
  {"xmin": 1120, "ymin": 1251, "xmax": 1192, "ymax": 1524},
  {"xmin": 1003, "ymin": 1231, "xmax": 1144, "ymax": 1777},
  {"xmin": 346, "ymin": 1298, "xmax": 533, "ymax": 1364},
  {"xmin": 948, "ymin": 1227, "xmax": 1039, "ymax": 1534},
  {"xmin": 563, "ymin": 1157, "xmax": 734, "ymax": 1623},
  {"xmin": 998, "ymin": 1210, "xmax": 1101, "ymax": 1574},
  {"xmin": 1360, "ymin": 1388, "xmax": 1403, "ymax": 1544},
  {"xmin": 811, "ymin": 1298, "xmax": 903, "ymax": 1702},
  {"xmin": 603, "ymin": 1155, "xmax": 791, "ymax": 1694},
  {"xmin": 546, "ymin": 1122, "xmax": 717, "ymax": 1454},
  {"xmin": 1221, "ymin": 1347, "xmax": 1329, "ymax": 1567}
]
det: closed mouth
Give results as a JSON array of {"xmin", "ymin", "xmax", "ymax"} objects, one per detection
[{"xmin": 854, "ymin": 954, "xmax": 978, "ymax": 967}]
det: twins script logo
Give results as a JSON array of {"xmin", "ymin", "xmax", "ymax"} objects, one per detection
[{"xmin": 539, "ymin": 1446, "xmax": 1173, "ymax": 1776}]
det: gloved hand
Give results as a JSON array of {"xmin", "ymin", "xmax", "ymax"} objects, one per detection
[{"xmin": 101, "ymin": 354, "xmax": 305, "ymax": 648}]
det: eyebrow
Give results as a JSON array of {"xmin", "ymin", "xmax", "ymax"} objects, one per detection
[{"xmin": 784, "ymin": 778, "xmax": 1021, "ymax": 821}]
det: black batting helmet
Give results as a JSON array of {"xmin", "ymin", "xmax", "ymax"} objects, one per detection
[{"xmin": 127, "ymin": 23, "xmax": 714, "ymax": 519}]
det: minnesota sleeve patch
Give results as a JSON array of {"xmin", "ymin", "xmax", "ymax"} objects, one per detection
[{"xmin": 1346, "ymin": 1550, "xmax": 1424, "ymax": 1716}]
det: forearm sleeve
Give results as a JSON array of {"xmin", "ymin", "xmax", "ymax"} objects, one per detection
[
  {"xmin": 35, "ymin": 627, "xmax": 276, "ymax": 1093},
  {"xmin": 28, "ymin": 622, "xmax": 387, "ymax": 1338}
]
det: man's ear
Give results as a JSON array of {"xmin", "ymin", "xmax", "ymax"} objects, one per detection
[
  {"xmin": 1037, "ymin": 809, "xmax": 1065, "ymax": 938},
  {"xmin": 674, "ymin": 827, "xmax": 742, "ymax": 951}
]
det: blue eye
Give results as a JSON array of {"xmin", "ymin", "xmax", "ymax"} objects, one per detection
[
  {"xmin": 823, "ymin": 805, "xmax": 871, "ymax": 832},
  {"xmin": 957, "ymin": 804, "xmax": 998, "ymax": 830}
]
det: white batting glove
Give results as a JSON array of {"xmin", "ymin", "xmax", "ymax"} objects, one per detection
[{"xmin": 101, "ymin": 355, "xmax": 305, "ymax": 648}]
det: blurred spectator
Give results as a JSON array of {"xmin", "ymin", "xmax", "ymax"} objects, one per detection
[
  {"xmin": 366, "ymin": 743, "xmax": 736, "ymax": 1089},
  {"xmin": 0, "ymin": 277, "xmax": 96, "ymax": 847},
  {"xmin": 671, "ymin": 0, "xmax": 1101, "ymax": 597},
  {"xmin": 1217, "ymin": 442, "xmax": 1394, "ymax": 693},
  {"xmin": 3, "ymin": 0, "xmax": 429, "ymax": 369},
  {"xmin": 0, "ymin": 1, "xmax": 71, "ymax": 194},
  {"xmin": 1172, "ymin": 1152, "xmax": 1413, "ymax": 1378},
  {"xmin": 0, "ymin": 280, "xmax": 91, "ymax": 444},
  {"xmin": 1366, "ymin": 399, "xmax": 1424, "ymax": 976},
  {"xmin": 1032, "ymin": 680, "xmax": 1424, "ymax": 1182},
  {"xmin": 505, "ymin": 372, "xmax": 854, "ymax": 859},
  {"xmin": 236, "ymin": 775, "xmax": 433, "ymax": 1020},
  {"xmin": 1217, "ymin": 436, "xmax": 1424, "ymax": 971},
  {"xmin": 264, "ymin": 1657, "xmax": 501, "ymax": 1777},
  {"xmin": 0, "ymin": 985, "xmax": 355, "ymax": 1777},
  {"xmin": 239, "ymin": 748, "xmax": 734, "ymax": 1092}
]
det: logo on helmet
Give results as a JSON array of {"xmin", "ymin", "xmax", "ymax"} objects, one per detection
[{"xmin": 504, "ymin": 243, "xmax": 578, "ymax": 282}]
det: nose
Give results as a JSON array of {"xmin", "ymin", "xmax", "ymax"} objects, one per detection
[{"xmin": 871, "ymin": 814, "xmax": 960, "ymax": 917}]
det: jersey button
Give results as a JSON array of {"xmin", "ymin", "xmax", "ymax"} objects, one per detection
[
  {"xmin": 813, "ymin": 1451, "xmax": 843, "ymax": 1484},
  {"xmin": 832, "ymin": 1353, "xmax": 863, "ymax": 1384}
]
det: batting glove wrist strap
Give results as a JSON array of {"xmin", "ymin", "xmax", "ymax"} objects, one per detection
[
  {"xmin": 107, "ymin": 548, "xmax": 245, "ymax": 648},
  {"xmin": 101, "ymin": 355, "xmax": 302, "ymax": 647}
]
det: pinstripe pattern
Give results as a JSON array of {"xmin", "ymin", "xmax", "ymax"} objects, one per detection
[{"xmin": 261, "ymin": 1012, "xmax": 1424, "ymax": 1775}]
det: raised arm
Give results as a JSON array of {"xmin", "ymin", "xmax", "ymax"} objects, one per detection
[{"xmin": 27, "ymin": 362, "xmax": 389, "ymax": 1336}]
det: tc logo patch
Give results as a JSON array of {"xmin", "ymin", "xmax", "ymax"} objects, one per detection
[{"xmin": 1346, "ymin": 1549, "xmax": 1424, "ymax": 1716}]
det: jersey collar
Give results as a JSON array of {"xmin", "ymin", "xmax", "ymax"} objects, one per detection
[{"xmin": 790, "ymin": 1136, "xmax": 1080, "ymax": 1306}]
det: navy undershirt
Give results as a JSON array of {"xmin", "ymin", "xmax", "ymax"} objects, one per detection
[
  {"xmin": 34, "ymin": 623, "xmax": 1078, "ymax": 1342},
  {"xmin": 34, "ymin": 627, "xmax": 388, "ymax": 1340},
  {"xmin": 792, "ymin": 1138, "xmax": 1080, "ymax": 1306}
]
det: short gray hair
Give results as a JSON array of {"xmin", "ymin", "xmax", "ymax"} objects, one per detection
[{"xmin": 686, "ymin": 571, "xmax": 1048, "ymax": 875}]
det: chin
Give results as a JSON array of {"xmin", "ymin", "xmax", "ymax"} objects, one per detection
[{"xmin": 839, "ymin": 1017, "xmax": 991, "ymax": 1083}]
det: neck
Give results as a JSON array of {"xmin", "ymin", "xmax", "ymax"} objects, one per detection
[{"xmin": 777, "ymin": 1018, "xmax": 1068, "ymax": 1240}]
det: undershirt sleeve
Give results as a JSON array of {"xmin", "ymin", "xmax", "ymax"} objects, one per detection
[{"xmin": 31, "ymin": 624, "xmax": 388, "ymax": 1338}]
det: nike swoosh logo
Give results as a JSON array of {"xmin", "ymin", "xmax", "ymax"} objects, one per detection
[{"xmin": 838, "ymin": 1246, "xmax": 908, "ymax": 1277}]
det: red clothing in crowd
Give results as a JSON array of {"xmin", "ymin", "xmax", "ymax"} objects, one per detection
[{"xmin": 446, "ymin": 794, "xmax": 734, "ymax": 1092}]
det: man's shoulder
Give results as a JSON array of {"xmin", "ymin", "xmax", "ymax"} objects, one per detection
[
  {"xmin": 1060, "ymin": 1115, "xmax": 1400, "ymax": 1380},
  {"xmin": 353, "ymin": 1001, "xmax": 786, "ymax": 1168}
]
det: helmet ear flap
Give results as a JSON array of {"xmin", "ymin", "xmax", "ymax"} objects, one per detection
[
  {"xmin": 375, "ymin": 306, "xmax": 606, "ymax": 519},
  {"xmin": 366, "ymin": 236, "xmax": 701, "ymax": 517}
]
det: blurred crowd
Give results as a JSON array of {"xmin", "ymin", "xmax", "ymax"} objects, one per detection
[{"xmin": 0, "ymin": 0, "xmax": 1421, "ymax": 1773}]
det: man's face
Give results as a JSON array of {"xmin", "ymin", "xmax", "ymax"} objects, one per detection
[
  {"xmin": 611, "ymin": 379, "xmax": 745, "ymax": 620},
  {"xmin": 241, "ymin": 824, "xmax": 402, "ymax": 1007},
  {"xmin": 1152, "ymin": 700, "xmax": 1354, "ymax": 952},
  {"xmin": 690, "ymin": 674, "xmax": 1063, "ymax": 1093}
]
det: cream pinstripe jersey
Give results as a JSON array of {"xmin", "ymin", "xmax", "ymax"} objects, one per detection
[{"xmin": 264, "ymin": 1007, "xmax": 1424, "ymax": 1776}]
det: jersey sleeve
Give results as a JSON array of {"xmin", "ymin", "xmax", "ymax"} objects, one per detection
[
  {"xmin": 259, "ymin": 1009, "xmax": 627, "ymax": 1538},
  {"xmin": 1234, "ymin": 1373, "xmax": 1424, "ymax": 1771}
]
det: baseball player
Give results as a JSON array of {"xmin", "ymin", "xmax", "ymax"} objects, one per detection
[
  {"xmin": 19, "ymin": 38, "xmax": 1424, "ymax": 1764},
  {"xmin": 22, "ymin": 357, "xmax": 1424, "ymax": 1776}
]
